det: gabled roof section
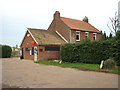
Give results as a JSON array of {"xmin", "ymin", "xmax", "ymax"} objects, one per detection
[
  {"xmin": 60, "ymin": 17, "xmax": 100, "ymax": 33},
  {"xmin": 28, "ymin": 28, "xmax": 66, "ymax": 45}
]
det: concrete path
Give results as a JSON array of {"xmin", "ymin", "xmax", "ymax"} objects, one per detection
[{"xmin": 2, "ymin": 58, "xmax": 118, "ymax": 88}]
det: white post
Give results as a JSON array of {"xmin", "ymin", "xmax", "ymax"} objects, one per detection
[
  {"xmin": 34, "ymin": 46, "xmax": 38, "ymax": 61},
  {"xmin": 100, "ymin": 60, "xmax": 104, "ymax": 69}
]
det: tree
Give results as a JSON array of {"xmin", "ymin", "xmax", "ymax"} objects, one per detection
[
  {"xmin": 107, "ymin": 12, "xmax": 119, "ymax": 36},
  {"xmin": 109, "ymin": 33, "xmax": 113, "ymax": 38},
  {"xmin": 82, "ymin": 16, "xmax": 88, "ymax": 23},
  {"xmin": 100, "ymin": 31, "xmax": 107, "ymax": 40},
  {"xmin": 16, "ymin": 44, "xmax": 18, "ymax": 48},
  {"xmin": 2, "ymin": 45, "xmax": 12, "ymax": 58},
  {"xmin": 103, "ymin": 31, "xmax": 107, "ymax": 40}
]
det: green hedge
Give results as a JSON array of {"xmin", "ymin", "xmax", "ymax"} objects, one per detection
[
  {"xmin": 2, "ymin": 45, "xmax": 12, "ymax": 58},
  {"xmin": 60, "ymin": 36, "xmax": 120, "ymax": 65},
  {"xmin": 113, "ymin": 32, "xmax": 120, "ymax": 66}
]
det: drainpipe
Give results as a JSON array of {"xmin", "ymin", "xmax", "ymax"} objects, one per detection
[{"xmin": 69, "ymin": 29, "xmax": 72, "ymax": 43}]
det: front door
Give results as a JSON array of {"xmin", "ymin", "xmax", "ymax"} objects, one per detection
[
  {"xmin": 34, "ymin": 46, "xmax": 38, "ymax": 61},
  {"xmin": 20, "ymin": 48, "xmax": 24, "ymax": 59}
]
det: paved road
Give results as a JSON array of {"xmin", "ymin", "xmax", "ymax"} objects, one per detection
[{"xmin": 2, "ymin": 58, "xmax": 118, "ymax": 88}]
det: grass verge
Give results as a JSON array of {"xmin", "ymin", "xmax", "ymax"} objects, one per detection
[{"xmin": 34, "ymin": 60, "xmax": 120, "ymax": 74}]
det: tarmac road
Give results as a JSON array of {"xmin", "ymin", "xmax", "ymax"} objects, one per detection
[{"xmin": 2, "ymin": 57, "xmax": 118, "ymax": 88}]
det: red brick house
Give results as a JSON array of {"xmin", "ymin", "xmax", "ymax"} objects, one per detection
[{"xmin": 20, "ymin": 11, "xmax": 101, "ymax": 61}]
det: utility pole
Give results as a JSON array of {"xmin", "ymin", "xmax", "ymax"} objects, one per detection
[{"xmin": 118, "ymin": 1, "xmax": 120, "ymax": 31}]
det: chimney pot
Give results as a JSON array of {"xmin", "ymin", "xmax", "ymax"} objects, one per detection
[{"xmin": 54, "ymin": 11, "xmax": 60, "ymax": 19}]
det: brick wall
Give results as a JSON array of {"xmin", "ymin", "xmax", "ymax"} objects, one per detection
[
  {"xmin": 20, "ymin": 31, "xmax": 60, "ymax": 60},
  {"xmin": 37, "ymin": 45, "xmax": 60, "ymax": 60},
  {"xmin": 20, "ymin": 31, "xmax": 36, "ymax": 60},
  {"xmin": 48, "ymin": 11, "xmax": 70, "ymax": 42},
  {"xmin": 71, "ymin": 30, "xmax": 101, "ymax": 42}
]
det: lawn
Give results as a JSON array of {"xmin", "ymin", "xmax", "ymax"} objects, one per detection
[{"xmin": 34, "ymin": 60, "xmax": 120, "ymax": 74}]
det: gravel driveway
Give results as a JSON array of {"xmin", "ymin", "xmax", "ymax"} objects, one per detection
[{"xmin": 2, "ymin": 58, "xmax": 118, "ymax": 88}]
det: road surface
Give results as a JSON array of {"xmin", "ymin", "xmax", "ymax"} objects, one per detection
[{"xmin": 2, "ymin": 58, "xmax": 118, "ymax": 88}]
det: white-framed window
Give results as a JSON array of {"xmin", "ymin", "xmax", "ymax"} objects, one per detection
[
  {"xmin": 93, "ymin": 33, "xmax": 97, "ymax": 40},
  {"xmin": 85, "ymin": 32, "xmax": 89, "ymax": 38},
  {"xmin": 73, "ymin": 33, "xmax": 75, "ymax": 41},
  {"xmin": 76, "ymin": 31, "xmax": 80, "ymax": 41}
]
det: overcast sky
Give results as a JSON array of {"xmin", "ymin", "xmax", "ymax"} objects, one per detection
[{"xmin": 1, "ymin": 0, "xmax": 120, "ymax": 47}]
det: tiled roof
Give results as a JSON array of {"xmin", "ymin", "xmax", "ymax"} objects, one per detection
[
  {"xmin": 28, "ymin": 28, "xmax": 66, "ymax": 45},
  {"xmin": 60, "ymin": 17, "xmax": 100, "ymax": 33}
]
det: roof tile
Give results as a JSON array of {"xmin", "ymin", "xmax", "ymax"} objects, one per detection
[{"xmin": 60, "ymin": 17, "xmax": 100, "ymax": 33}]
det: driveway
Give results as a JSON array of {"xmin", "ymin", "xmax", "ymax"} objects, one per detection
[{"xmin": 2, "ymin": 58, "xmax": 118, "ymax": 88}]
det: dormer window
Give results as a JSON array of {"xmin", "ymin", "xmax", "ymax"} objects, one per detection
[
  {"xmin": 93, "ymin": 33, "xmax": 97, "ymax": 40},
  {"xmin": 85, "ymin": 32, "xmax": 89, "ymax": 38},
  {"xmin": 76, "ymin": 31, "xmax": 80, "ymax": 41}
]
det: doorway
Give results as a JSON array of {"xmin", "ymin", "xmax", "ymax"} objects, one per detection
[
  {"xmin": 20, "ymin": 48, "xmax": 24, "ymax": 59},
  {"xmin": 34, "ymin": 46, "xmax": 38, "ymax": 61}
]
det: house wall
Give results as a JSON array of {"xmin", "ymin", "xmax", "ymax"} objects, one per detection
[
  {"xmin": 20, "ymin": 31, "xmax": 36, "ymax": 60},
  {"xmin": 20, "ymin": 31, "xmax": 60, "ymax": 60},
  {"xmin": 48, "ymin": 12, "xmax": 70, "ymax": 42},
  {"xmin": 37, "ymin": 45, "xmax": 60, "ymax": 60},
  {"xmin": 71, "ymin": 30, "xmax": 101, "ymax": 43}
]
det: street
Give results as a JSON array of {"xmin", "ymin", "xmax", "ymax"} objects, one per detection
[{"xmin": 2, "ymin": 58, "xmax": 118, "ymax": 88}]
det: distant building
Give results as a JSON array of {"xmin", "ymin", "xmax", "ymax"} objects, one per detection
[
  {"xmin": 11, "ymin": 46, "xmax": 20, "ymax": 56},
  {"xmin": 118, "ymin": 1, "xmax": 120, "ymax": 31}
]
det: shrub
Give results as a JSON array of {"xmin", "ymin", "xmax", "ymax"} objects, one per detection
[
  {"xmin": 61, "ymin": 40, "xmax": 103, "ymax": 64},
  {"xmin": 113, "ymin": 32, "xmax": 120, "ymax": 66},
  {"xmin": 60, "ymin": 36, "xmax": 119, "ymax": 65},
  {"xmin": 2, "ymin": 45, "xmax": 12, "ymax": 58},
  {"xmin": 103, "ymin": 59, "xmax": 116, "ymax": 69}
]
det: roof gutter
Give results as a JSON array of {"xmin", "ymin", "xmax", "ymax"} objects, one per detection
[
  {"xmin": 71, "ymin": 29, "xmax": 101, "ymax": 33},
  {"xmin": 38, "ymin": 44, "xmax": 61, "ymax": 46}
]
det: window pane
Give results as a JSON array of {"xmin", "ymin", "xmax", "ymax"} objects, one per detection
[
  {"xmin": 85, "ymin": 33, "xmax": 89, "ymax": 38},
  {"xmin": 76, "ymin": 35, "xmax": 79, "ymax": 40},
  {"xmin": 45, "ymin": 47, "xmax": 60, "ymax": 51},
  {"xmin": 76, "ymin": 31, "xmax": 80, "ymax": 41},
  {"xmin": 93, "ymin": 34, "xmax": 96, "ymax": 40},
  {"xmin": 25, "ymin": 47, "xmax": 30, "ymax": 51},
  {"xmin": 76, "ymin": 32, "xmax": 80, "ymax": 34},
  {"xmin": 39, "ymin": 49, "xmax": 43, "ymax": 52}
]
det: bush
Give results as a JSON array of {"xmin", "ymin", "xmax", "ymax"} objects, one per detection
[
  {"xmin": 61, "ymin": 40, "xmax": 103, "ymax": 64},
  {"xmin": 103, "ymin": 59, "xmax": 116, "ymax": 69},
  {"xmin": 60, "ymin": 36, "xmax": 119, "ymax": 65},
  {"xmin": 2, "ymin": 45, "xmax": 12, "ymax": 58},
  {"xmin": 113, "ymin": 31, "xmax": 120, "ymax": 66}
]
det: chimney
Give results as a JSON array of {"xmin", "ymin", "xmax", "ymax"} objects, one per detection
[
  {"xmin": 82, "ymin": 16, "xmax": 89, "ymax": 23},
  {"xmin": 54, "ymin": 11, "xmax": 60, "ymax": 19}
]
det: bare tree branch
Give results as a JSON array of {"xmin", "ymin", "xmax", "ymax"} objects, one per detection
[
  {"xmin": 107, "ymin": 23, "xmax": 115, "ymax": 34},
  {"xmin": 107, "ymin": 12, "xmax": 119, "ymax": 36}
]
